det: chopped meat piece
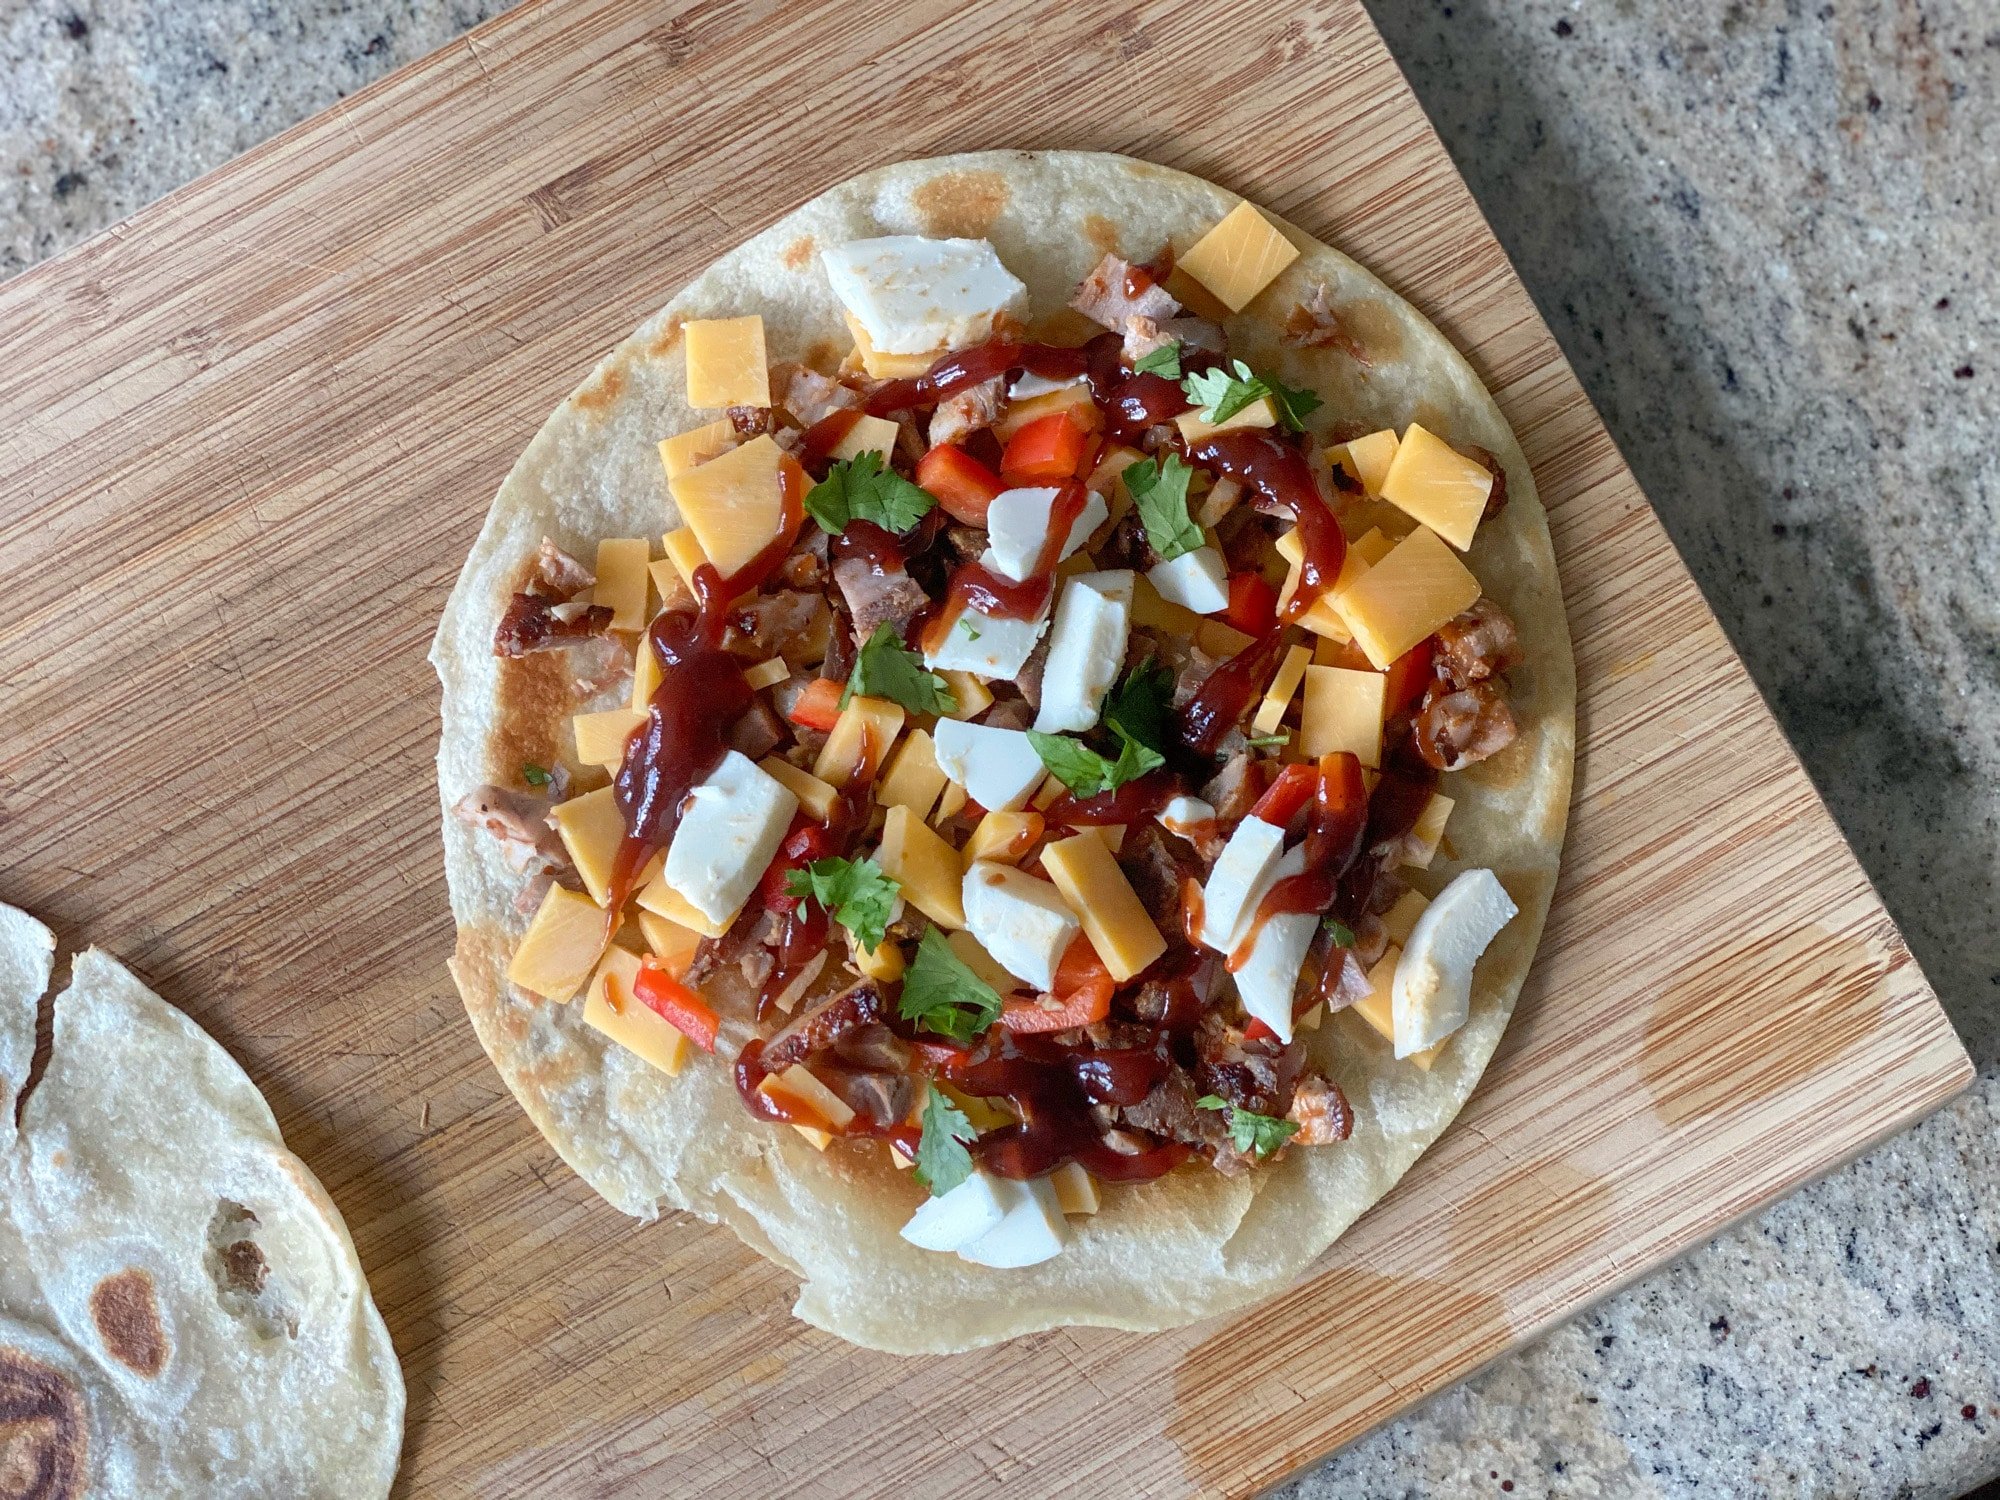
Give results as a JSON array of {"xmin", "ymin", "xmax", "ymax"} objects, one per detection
[
  {"xmin": 832, "ymin": 1069, "xmax": 915, "ymax": 1130},
  {"xmin": 739, "ymin": 946, "xmax": 775, "ymax": 991},
  {"xmin": 944, "ymin": 525, "xmax": 988, "ymax": 567},
  {"xmin": 1459, "ymin": 443, "xmax": 1510, "ymax": 519},
  {"xmin": 928, "ymin": 375, "xmax": 1007, "ymax": 448},
  {"xmin": 1318, "ymin": 946, "xmax": 1375, "ymax": 1012},
  {"xmin": 1434, "ymin": 599, "xmax": 1523, "ymax": 690},
  {"xmin": 1286, "ymin": 1072, "xmax": 1353, "ymax": 1145},
  {"xmin": 832, "ymin": 1024, "xmax": 914, "ymax": 1074},
  {"xmin": 894, "ymin": 413, "xmax": 927, "ymax": 467},
  {"xmin": 1193, "ymin": 1012, "xmax": 1300, "ymax": 1116},
  {"xmin": 686, "ymin": 909, "xmax": 778, "ymax": 989},
  {"xmin": 1167, "ymin": 641, "xmax": 1219, "ymax": 709},
  {"xmin": 1414, "ymin": 680, "xmax": 1520, "ymax": 770},
  {"xmin": 723, "ymin": 589, "xmax": 822, "ymax": 659},
  {"xmin": 980, "ymin": 694, "xmax": 1035, "ymax": 732},
  {"xmin": 1122, "ymin": 314, "xmax": 1171, "ymax": 365},
  {"xmin": 1139, "ymin": 422, "xmax": 1178, "ymax": 453},
  {"xmin": 533, "ymin": 539, "xmax": 595, "ymax": 596},
  {"xmin": 762, "ymin": 979, "xmax": 889, "ymax": 1071},
  {"xmin": 769, "ymin": 673, "xmax": 816, "ymax": 724},
  {"xmin": 451, "ymin": 785, "xmax": 571, "ymax": 876},
  {"xmin": 773, "ymin": 362, "xmax": 861, "ymax": 428},
  {"xmin": 771, "ymin": 425, "xmax": 804, "ymax": 457},
  {"xmin": 727, "ymin": 698, "xmax": 787, "ymax": 761},
  {"xmin": 569, "ymin": 633, "xmax": 633, "ymax": 699},
  {"xmin": 1282, "ymin": 282, "xmax": 1370, "ymax": 366},
  {"xmin": 832, "ymin": 557, "xmax": 928, "ymax": 645},
  {"xmin": 727, "ymin": 405, "xmax": 773, "ymax": 438},
  {"xmin": 1350, "ymin": 909, "xmax": 1391, "ymax": 969},
  {"xmin": 1159, "ymin": 316, "xmax": 1226, "ymax": 354},
  {"xmin": 1200, "ymin": 752, "xmax": 1263, "ymax": 824},
  {"xmin": 1071, "ymin": 253, "xmax": 1181, "ymax": 334},
  {"xmin": 1121, "ymin": 1067, "xmax": 1230, "ymax": 1149},
  {"xmin": 493, "ymin": 594, "xmax": 614, "ymax": 656},
  {"xmin": 1014, "ymin": 631, "xmax": 1052, "ymax": 710},
  {"xmin": 778, "ymin": 550, "xmax": 825, "ymax": 590},
  {"xmin": 822, "ymin": 602, "xmax": 858, "ymax": 683},
  {"xmin": 1118, "ymin": 824, "xmax": 1202, "ymax": 942},
  {"xmin": 1093, "ymin": 507, "xmax": 1155, "ymax": 572}
]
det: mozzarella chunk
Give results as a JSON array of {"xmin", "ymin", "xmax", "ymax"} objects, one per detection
[
  {"xmin": 1147, "ymin": 546, "xmax": 1231, "ymax": 615},
  {"xmin": 821, "ymin": 236, "xmax": 1028, "ymax": 355},
  {"xmin": 1198, "ymin": 815, "xmax": 1287, "ymax": 951},
  {"xmin": 924, "ymin": 606, "xmax": 1048, "ymax": 680},
  {"xmin": 901, "ymin": 1171, "xmax": 1010, "ymax": 1252},
  {"xmin": 1392, "ymin": 868, "xmax": 1517, "ymax": 1057},
  {"xmin": 1032, "ymin": 570, "xmax": 1134, "ymax": 734},
  {"xmin": 1232, "ymin": 847, "xmax": 1314, "ymax": 1042},
  {"xmin": 932, "ymin": 720, "xmax": 1047, "ymax": 813},
  {"xmin": 961, "ymin": 860, "xmax": 1081, "ymax": 992},
  {"xmin": 1009, "ymin": 371, "xmax": 1085, "ymax": 400},
  {"xmin": 664, "ymin": 751, "xmax": 799, "ymax": 925},
  {"xmin": 1157, "ymin": 795, "xmax": 1216, "ymax": 842},
  {"xmin": 957, "ymin": 1174, "xmax": 1068, "ymax": 1268},
  {"xmin": 983, "ymin": 486, "xmax": 1109, "ymax": 582}
]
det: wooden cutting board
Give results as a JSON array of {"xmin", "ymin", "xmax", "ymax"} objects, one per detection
[{"xmin": 0, "ymin": 0, "xmax": 1970, "ymax": 1494}]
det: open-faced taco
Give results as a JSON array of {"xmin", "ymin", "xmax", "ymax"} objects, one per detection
[{"xmin": 433, "ymin": 151, "xmax": 1574, "ymax": 1353}]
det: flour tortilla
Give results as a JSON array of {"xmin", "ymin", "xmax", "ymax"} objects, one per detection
[
  {"xmin": 432, "ymin": 151, "xmax": 1575, "ymax": 1353},
  {"xmin": 0, "ymin": 906, "xmax": 404, "ymax": 1497}
]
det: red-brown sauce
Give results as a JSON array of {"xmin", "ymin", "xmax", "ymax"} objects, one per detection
[{"xmin": 966, "ymin": 1034, "xmax": 1187, "ymax": 1182}]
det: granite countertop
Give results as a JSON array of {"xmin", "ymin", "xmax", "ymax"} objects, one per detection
[{"xmin": 4, "ymin": 0, "xmax": 1995, "ymax": 1495}]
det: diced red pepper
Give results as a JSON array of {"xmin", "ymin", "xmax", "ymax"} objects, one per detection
[
  {"xmin": 1242, "ymin": 1017, "xmax": 1281, "ymax": 1044},
  {"xmin": 757, "ymin": 817, "xmax": 831, "ymax": 911},
  {"xmin": 910, "ymin": 1039, "xmax": 973, "ymax": 1080},
  {"xmin": 1052, "ymin": 931, "xmax": 1112, "ymax": 998},
  {"xmin": 999, "ymin": 413, "xmax": 1090, "ymax": 483},
  {"xmin": 786, "ymin": 678, "xmax": 843, "ymax": 733},
  {"xmin": 1223, "ymin": 571, "xmax": 1278, "ymax": 636},
  {"xmin": 917, "ymin": 443, "xmax": 1006, "ymax": 525},
  {"xmin": 1000, "ymin": 977, "xmax": 1114, "ymax": 1034},
  {"xmin": 1382, "ymin": 636, "xmax": 1436, "ymax": 719},
  {"xmin": 1250, "ymin": 762, "xmax": 1319, "ymax": 828},
  {"xmin": 632, "ymin": 962, "xmax": 720, "ymax": 1052}
]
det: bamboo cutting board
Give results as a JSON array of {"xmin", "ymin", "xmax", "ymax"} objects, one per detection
[{"xmin": 0, "ymin": 0, "xmax": 1970, "ymax": 1494}]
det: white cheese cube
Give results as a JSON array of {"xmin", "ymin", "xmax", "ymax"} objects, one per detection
[
  {"xmin": 961, "ymin": 860, "xmax": 1081, "ymax": 992},
  {"xmin": 1157, "ymin": 795, "xmax": 1217, "ymax": 841},
  {"xmin": 924, "ymin": 607, "xmax": 1048, "ymax": 680},
  {"xmin": 1393, "ymin": 868, "xmax": 1518, "ymax": 1058},
  {"xmin": 821, "ymin": 236, "xmax": 1028, "ymax": 355},
  {"xmin": 1232, "ymin": 847, "xmax": 1314, "ymax": 1042},
  {"xmin": 983, "ymin": 486, "xmax": 1109, "ymax": 582},
  {"xmin": 1198, "ymin": 815, "xmax": 1287, "ymax": 952},
  {"xmin": 957, "ymin": 1174, "xmax": 1068, "ymax": 1268},
  {"xmin": 932, "ymin": 720, "xmax": 1047, "ymax": 813},
  {"xmin": 1009, "ymin": 371, "xmax": 1085, "ymax": 400},
  {"xmin": 1032, "ymin": 570, "xmax": 1134, "ymax": 734},
  {"xmin": 663, "ymin": 751, "xmax": 799, "ymax": 926},
  {"xmin": 1147, "ymin": 546, "xmax": 1231, "ymax": 615},
  {"xmin": 901, "ymin": 1171, "xmax": 1010, "ymax": 1253}
]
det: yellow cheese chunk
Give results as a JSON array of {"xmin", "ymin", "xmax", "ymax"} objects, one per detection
[
  {"xmin": 939, "ymin": 1079, "xmax": 1016, "ymax": 1131},
  {"xmin": 507, "ymin": 885, "xmax": 606, "ymax": 1001},
  {"xmin": 849, "ymin": 928, "xmax": 906, "ymax": 982},
  {"xmin": 635, "ymin": 867, "xmax": 730, "ymax": 939},
  {"xmin": 572, "ymin": 707, "xmax": 644, "ymax": 769},
  {"xmin": 759, "ymin": 755, "xmax": 839, "ymax": 822},
  {"xmin": 878, "ymin": 728, "xmax": 948, "ymax": 821},
  {"xmin": 1351, "ymin": 526, "xmax": 1396, "ymax": 567},
  {"xmin": 878, "ymin": 805, "xmax": 964, "ymax": 929},
  {"xmin": 813, "ymin": 694, "xmax": 906, "ymax": 789},
  {"xmin": 743, "ymin": 657, "xmax": 790, "ymax": 690},
  {"xmin": 934, "ymin": 780, "xmax": 969, "ymax": 821},
  {"xmin": 631, "ymin": 637, "xmax": 663, "ymax": 711},
  {"xmin": 1314, "ymin": 634, "xmax": 1355, "ymax": 667},
  {"xmin": 844, "ymin": 311, "xmax": 937, "ymax": 379},
  {"xmin": 667, "ymin": 434, "xmax": 795, "ymax": 580},
  {"xmin": 1301, "ymin": 665, "xmax": 1388, "ymax": 767},
  {"xmin": 1378, "ymin": 424, "xmax": 1494, "ymax": 551},
  {"xmin": 1090, "ymin": 443, "xmax": 1146, "ymax": 500},
  {"xmin": 938, "ymin": 669, "xmax": 993, "ymax": 721},
  {"xmin": 761, "ymin": 1063, "xmax": 856, "ymax": 1130},
  {"xmin": 658, "ymin": 418, "xmax": 737, "ymax": 481},
  {"xmin": 1050, "ymin": 1160, "xmax": 1100, "ymax": 1216},
  {"xmin": 684, "ymin": 315, "xmax": 770, "ymax": 409},
  {"xmin": 1176, "ymin": 201, "xmax": 1300, "ymax": 312},
  {"xmin": 1332, "ymin": 526, "xmax": 1482, "ymax": 669},
  {"xmin": 1275, "ymin": 524, "xmax": 1379, "ymax": 637},
  {"xmin": 1252, "ymin": 643, "xmax": 1314, "ymax": 735},
  {"xmin": 1398, "ymin": 792, "xmax": 1455, "ymax": 869},
  {"xmin": 1031, "ymin": 775, "xmax": 1065, "ymax": 813},
  {"xmin": 1163, "ymin": 264, "xmax": 1232, "ymax": 323},
  {"xmin": 993, "ymin": 382, "xmax": 1099, "ymax": 442},
  {"xmin": 1380, "ymin": 888, "xmax": 1432, "ymax": 946},
  {"xmin": 582, "ymin": 946, "xmax": 689, "ymax": 1076},
  {"xmin": 830, "ymin": 412, "xmax": 901, "ymax": 463},
  {"xmin": 660, "ymin": 527, "xmax": 708, "ymax": 594},
  {"xmin": 1131, "ymin": 575, "xmax": 1255, "ymax": 659},
  {"xmin": 635, "ymin": 909, "xmax": 702, "ymax": 977},
  {"xmin": 1348, "ymin": 943, "xmax": 1443, "ymax": 1071},
  {"xmin": 1297, "ymin": 1001, "xmax": 1323, "ymax": 1031},
  {"xmin": 550, "ymin": 786, "xmax": 627, "ymax": 906},
  {"xmin": 962, "ymin": 810, "xmax": 1043, "ymax": 869},
  {"xmin": 944, "ymin": 931, "xmax": 1022, "ymax": 999},
  {"xmin": 1330, "ymin": 429, "xmax": 1400, "ymax": 498},
  {"xmin": 1174, "ymin": 393, "xmax": 1278, "ymax": 445},
  {"xmin": 1039, "ymin": 832, "xmax": 1166, "ymax": 982},
  {"xmin": 592, "ymin": 538, "xmax": 650, "ymax": 632},
  {"xmin": 1087, "ymin": 823, "xmax": 1127, "ymax": 855}
]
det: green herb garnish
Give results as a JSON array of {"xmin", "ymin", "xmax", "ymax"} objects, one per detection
[
  {"xmin": 1027, "ymin": 728, "xmax": 1164, "ymax": 798},
  {"xmin": 842, "ymin": 622, "xmax": 958, "ymax": 715},
  {"xmin": 785, "ymin": 855, "xmax": 901, "ymax": 953},
  {"xmin": 803, "ymin": 450, "xmax": 936, "ymax": 536},
  {"xmin": 1322, "ymin": 919, "xmax": 1357, "ymax": 947},
  {"xmin": 914, "ymin": 1083, "xmax": 978, "ymax": 1196},
  {"xmin": 1266, "ymin": 373, "xmax": 1323, "ymax": 431},
  {"xmin": 1196, "ymin": 1095, "xmax": 1301, "ymax": 1159},
  {"xmin": 1133, "ymin": 342, "xmax": 1182, "ymax": 379},
  {"xmin": 1182, "ymin": 359, "xmax": 1321, "ymax": 432},
  {"xmin": 1102, "ymin": 659, "xmax": 1174, "ymax": 756},
  {"xmin": 900, "ymin": 927, "xmax": 1003, "ymax": 1043},
  {"xmin": 522, "ymin": 762, "xmax": 552, "ymax": 787},
  {"xmin": 1243, "ymin": 733, "xmax": 1289, "ymax": 748},
  {"xmin": 1123, "ymin": 452, "xmax": 1204, "ymax": 561}
]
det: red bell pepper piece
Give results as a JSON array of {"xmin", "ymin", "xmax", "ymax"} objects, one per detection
[
  {"xmin": 757, "ymin": 818, "xmax": 831, "ymax": 912},
  {"xmin": 1250, "ymin": 762, "xmax": 1319, "ymax": 828},
  {"xmin": 1000, "ymin": 977, "xmax": 1114, "ymax": 1034},
  {"xmin": 999, "ymin": 413, "xmax": 1090, "ymax": 483},
  {"xmin": 1222, "ymin": 572, "xmax": 1278, "ymax": 636},
  {"xmin": 917, "ymin": 443, "xmax": 1006, "ymax": 525},
  {"xmin": 1242, "ymin": 1017, "xmax": 1281, "ymax": 1044},
  {"xmin": 910, "ymin": 1039, "xmax": 974, "ymax": 1080},
  {"xmin": 786, "ymin": 678, "xmax": 843, "ymax": 733},
  {"xmin": 1382, "ymin": 636, "xmax": 1436, "ymax": 719},
  {"xmin": 632, "ymin": 962, "xmax": 720, "ymax": 1052}
]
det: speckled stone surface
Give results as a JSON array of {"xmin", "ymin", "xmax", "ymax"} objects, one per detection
[{"xmin": 3, "ymin": 1, "xmax": 1995, "ymax": 1495}]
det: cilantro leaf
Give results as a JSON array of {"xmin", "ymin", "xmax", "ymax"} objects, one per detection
[
  {"xmin": 914, "ymin": 1083, "xmax": 977, "ymax": 1197},
  {"xmin": 1181, "ymin": 359, "xmax": 1270, "ymax": 425},
  {"xmin": 1102, "ymin": 659, "xmax": 1174, "ymax": 756},
  {"xmin": 1322, "ymin": 919, "xmax": 1357, "ymax": 947},
  {"xmin": 521, "ymin": 762, "xmax": 552, "ymax": 788},
  {"xmin": 1133, "ymin": 342, "xmax": 1182, "ymax": 379},
  {"xmin": 900, "ymin": 927, "xmax": 1003, "ymax": 1043},
  {"xmin": 842, "ymin": 622, "xmax": 959, "ymax": 715},
  {"xmin": 1124, "ymin": 452, "xmax": 1204, "ymax": 561},
  {"xmin": 1027, "ymin": 728, "xmax": 1164, "ymax": 798},
  {"xmin": 1196, "ymin": 1095, "xmax": 1301, "ymax": 1159},
  {"xmin": 1266, "ymin": 374, "xmax": 1322, "ymax": 431},
  {"xmin": 803, "ymin": 450, "xmax": 935, "ymax": 536},
  {"xmin": 784, "ymin": 855, "xmax": 901, "ymax": 953},
  {"xmin": 1243, "ymin": 733, "xmax": 1289, "ymax": 748}
]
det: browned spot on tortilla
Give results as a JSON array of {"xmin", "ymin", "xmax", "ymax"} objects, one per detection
[
  {"xmin": 1446, "ymin": 1158, "xmax": 1613, "ymax": 1265},
  {"xmin": 489, "ymin": 653, "xmax": 569, "ymax": 789},
  {"xmin": 89, "ymin": 1270, "xmax": 167, "ymax": 1378},
  {"xmin": 1642, "ymin": 927, "xmax": 1891, "ymax": 1126},
  {"xmin": 221, "ymin": 1240, "xmax": 269, "ymax": 1295},
  {"xmin": 646, "ymin": 315, "xmax": 685, "ymax": 360},
  {"xmin": 1290, "ymin": 294, "xmax": 1407, "ymax": 369},
  {"xmin": 1456, "ymin": 718, "xmax": 1536, "ymax": 794},
  {"xmin": 803, "ymin": 339, "xmax": 842, "ymax": 375},
  {"xmin": 1030, "ymin": 308, "xmax": 1101, "ymax": 348},
  {"xmin": 572, "ymin": 360, "xmax": 627, "ymax": 416},
  {"xmin": 1082, "ymin": 214, "xmax": 1121, "ymax": 257},
  {"xmin": 0, "ymin": 1347, "xmax": 88, "ymax": 1500},
  {"xmin": 781, "ymin": 235, "xmax": 816, "ymax": 270},
  {"xmin": 1166, "ymin": 1268, "xmax": 1510, "ymax": 1494},
  {"xmin": 911, "ymin": 170, "xmax": 1010, "ymax": 238}
]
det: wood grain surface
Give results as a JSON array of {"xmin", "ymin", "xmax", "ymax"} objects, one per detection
[{"xmin": 0, "ymin": 0, "xmax": 1970, "ymax": 1495}]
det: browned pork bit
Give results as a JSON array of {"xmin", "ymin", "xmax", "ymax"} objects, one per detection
[
  {"xmin": 979, "ymin": 695, "xmax": 1035, "ymax": 733},
  {"xmin": 1414, "ymin": 680, "xmax": 1520, "ymax": 770},
  {"xmin": 1071, "ymin": 253, "xmax": 1182, "ymax": 333},
  {"xmin": 1160, "ymin": 315, "xmax": 1227, "ymax": 354},
  {"xmin": 493, "ymin": 594, "xmax": 614, "ymax": 656},
  {"xmin": 1166, "ymin": 640, "xmax": 1220, "ymax": 709},
  {"xmin": 568, "ymin": 633, "xmax": 633, "ymax": 699},
  {"xmin": 727, "ymin": 698, "xmax": 788, "ymax": 761},
  {"xmin": 1118, "ymin": 825, "xmax": 1204, "ymax": 942},
  {"xmin": 1200, "ymin": 752, "xmax": 1264, "ymax": 825},
  {"xmin": 832, "ymin": 557, "xmax": 929, "ymax": 645},
  {"xmin": 727, "ymin": 405, "xmax": 773, "ymax": 438},
  {"xmin": 450, "ymin": 785, "xmax": 573, "ymax": 876},
  {"xmin": 1193, "ymin": 1012, "xmax": 1301, "ymax": 1117},
  {"xmin": 927, "ymin": 375, "xmax": 1007, "ymax": 448},
  {"xmin": 833, "ymin": 1069, "xmax": 916, "ymax": 1130},
  {"xmin": 1121, "ymin": 314, "xmax": 1173, "ymax": 365},
  {"xmin": 1434, "ymin": 599, "xmax": 1523, "ymax": 690},
  {"xmin": 1459, "ymin": 442, "xmax": 1510, "ymax": 519},
  {"xmin": 1281, "ymin": 283, "xmax": 1370, "ymax": 367},
  {"xmin": 1092, "ymin": 507, "xmax": 1156, "ymax": 572},
  {"xmin": 1119, "ymin": 1067, "xmax": 1236, "ymax": 1165},
  {"xmin": 1286, "ymin": 1073, "xmax": 1353, "ymax": 1145},
  {"xmin": 533, "ymin": 539, "xmax": 595, "ymax": 596},
  {"xmin": 723, "ymin": 589, "xmax": 823, "ymax": 659},
  {"xmin": 773, "ymin": 362, "xmax": 861, "ymax": 428},
  {"xmin": 762, "ymin": 979, "xmax": 888, "ymax": 1072},
  {"xmin": 833, "ymin": 1023, "xmax": 914, "ymax": 1075}
]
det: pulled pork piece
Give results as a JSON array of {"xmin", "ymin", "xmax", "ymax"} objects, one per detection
[
  {"xmin": 569, "ymin": 633, "xmax": 633, "ymax": 699},
  {"xmin": 494, "ymin": 594, "xmax": 613, "ymax": 656},
  {"xmin": 1160, "ymin": 315, "xmax": 1226, "ymax": 354},
  {"xmin": 727, "ymin": 698, "xmax": 787, "ymax": 761},
  {"xmin": 1118, "ymin": 824, "xmax": 1202, "ymax": 943},
  {"xmin": 980, "ymin": 694, "xmax": 1035, "ymax": 732},
  {"xmin": 723, "ymin": 589, "xmax": 823, "ymax": 659},
  {"xmin": 534, "ymin": 539, "xmax": 595, "ymax": 596},
  {"xmin": 1459, "ymin": 442, "xmax": 1510, "ymax": 519},
  {"xmin": 1434, "ymin": 599, "xmax": 1523, "ymax": 689},
  {"xmin": 1319, "ymin": 947, "xmax": 1376, "ymax": 1013},
  {"xmin": 1165, "ymin": 640, "xmax": 1219, "ymax": 709},
  {"xmin": 832, "ymin": 557, "xmax": 928, "ymax": 644},
  {"xmin": 684, "ymin": 909, "xmax": 779, "ymax": 989},
  {"xmin": 1093, "ymin": 507, "xmax": 1155, "ymax": 572},
  {"xmin": 773, "ymin": 362, "xmax": 860, "ymax": 428},
  {"xmin": 1122, "ymin": 314, "xmax": 1171, "ymax": 365},
  {"xmin": 1200, "ymin": 752, "xmax": 1264, "ymax": 825},
  {"xmin": 1120, "ymin": 1068, "xmax": 1245, "ymax": 1172},
  {"xmin": 1414, "ymin": 680, "xmax": 1519, "ymax": 770},
  {"xmin": 833, "ymin": 1023, "xmax": 913, "ymax": 1074},
  {"xmin": 1193, "ymin": 1012, "xmax": 1300, "ymax": 1117},
  {"xmin": 1070, "ymin": 253, "xmax": 1181, "ymax": 333},
  {"xmin": 727, "ymin": 405, "xmax": 773, "ymax": 438},
  {"xmin": 451, "ymin": 785, "xmax": 572, "ymax": 876},
  {"xmin": 1286, "ymin": 1073, "xmax": 1353, "ymax": 1145},
  {"xmin": 1282, "ymin": 282, "xmax": 1370, "ymax": 366},
  {"xmin": 762, "ymin": 979, "xmax": 887, "ymax": 1071},
  {"xmin": 833, "ymin": 1069, "xmax": 915, "ymax": 1130},
  {"xmin": 928, "ymin": 375, "xmax": 1006, "ymax": 448}
]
